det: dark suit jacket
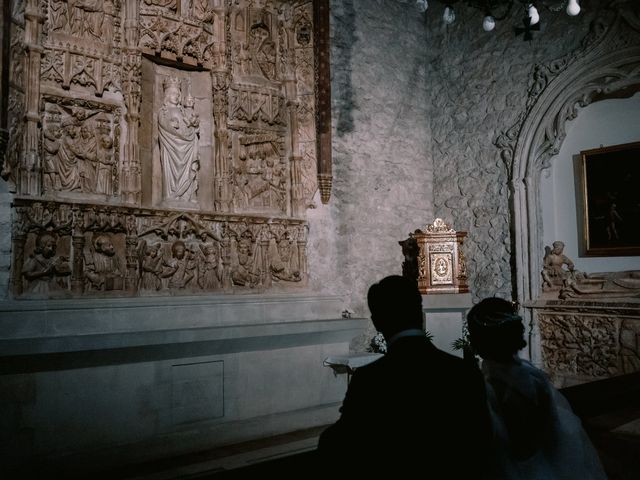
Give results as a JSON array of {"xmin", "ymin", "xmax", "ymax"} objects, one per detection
[{"xmin": 317, "ymin": 336, "xmax": 492, "ymax": 477}]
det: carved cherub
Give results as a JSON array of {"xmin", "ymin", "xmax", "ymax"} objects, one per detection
[{"xmin": 541, "ymin": 241, "xmax": 574, "ymax": 291}]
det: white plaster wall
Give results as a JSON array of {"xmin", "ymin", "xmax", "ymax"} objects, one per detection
[{"xmin": 541, "ymin": 93, "xmax": 640, "ymax": 273}]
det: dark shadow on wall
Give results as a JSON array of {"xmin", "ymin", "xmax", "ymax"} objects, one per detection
[{"xmin": 332, "ymin": 0, "xmax": 356, "ymax": 136}]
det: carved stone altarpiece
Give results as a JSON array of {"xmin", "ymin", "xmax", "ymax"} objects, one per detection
[{"xmin": 1, "ymin": 0, "xmax": 327, "ymax": 299}]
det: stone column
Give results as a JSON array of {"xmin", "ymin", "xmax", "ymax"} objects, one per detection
[
  {"xmin": 221, "ymin": 230, "xmax": 232, "ymax": 289},
  {"xmin": 121, "ymin": 0, "xmax": 142, "ymax": 204},
  {"xmin": 212, "ymin": 71, "xmax": 231, "ymax": 212},
  {"xmin": 11, "ymin": 233, "xmax": 26, "ymax": 296},
  {"xmin": 125, "ymin": 215, "xmax": 138, "ymax": 292},
  {"xmin": 70, "ymin": 209, "xmax": 85, "ymax": 294},
  {"xmin": 297, "ymin": 225, "xmax": 308, "ymax": 281},
  {"xmin": 284, "ymin": 78, "xmax": 304, "ymax": 217},
  {"xmin": 20, "ymin": 0, "xmax": 45, "ymax": 196},
  {"xmin": 259, "ymin": 228, "xmax": 271, "ymax": 289}
]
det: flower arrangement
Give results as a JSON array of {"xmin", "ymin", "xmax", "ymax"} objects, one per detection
[
  {"xmin": 368, "ymin": 330, "xmax": 434, "ymax": 354},
  {"xmin": 368, "ymin": 332, "xmax": 387, "ymax": 354}
]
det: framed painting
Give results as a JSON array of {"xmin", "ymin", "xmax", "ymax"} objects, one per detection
[{"xmin": 578, "ymin": 141, "xmax": 640, "ymax": 256}]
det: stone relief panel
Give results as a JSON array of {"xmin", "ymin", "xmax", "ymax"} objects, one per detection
[
  {"xmin": 12, "ymin": 199, "xmax": 307, "ymax": 298},
  {"xmin": 1, "ymin": 12, "xmax": 26, "ymax": 190},
  {"xmin": 231, "ymin": 133, "xmax": 287, "ymax": 214},
  {"xmin": 139, "ymin": 0, "xmax": 220, "ymax": 68},
  {"xmin": 537, "ymin": 310, "xmax": 640, "ymax": 385},
  {"xmin": 4, "ymin": 0, "xmax": 319, "ymax": 298},
  {"xmin": 41, "ymin": 0, "xmax": 122, "ymax": 97},
  {"xmin": 41, "ymin": 96, "xmax": 121, "ymax": 198}
]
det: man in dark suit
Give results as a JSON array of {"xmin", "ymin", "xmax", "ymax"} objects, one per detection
[{"xmin": 318, "ymin": 275, "xmax": 492, "ymax": 477}]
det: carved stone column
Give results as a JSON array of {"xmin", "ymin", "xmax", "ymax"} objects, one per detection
[
  {"xmin": 122, "ymin": 1, "xmax": 142, "ymax": 204},
  {"xmin": 212, "ymin": 71, "xmax": 231, "ymax": 212},
  {"xmin": 221, "ymin": 229, "xmax": 232, "ymax": 289},
  {"xmin": 297, "ymin": 230, "xmax": 307, "ymax": 281},
  {"xmin": 70, "ymin": 210, "xmax": 85, "ymax": 294},
  {"xmin": 284, "ymin": 78, "xmax": 305, "ymax": 217},
  {"xmin": 11, "ymin": 231, "xmax": 26, "ymax": 296},
  {"xmin": 125, "ymin": 215, "xmax": 138, "ymax": 292},
  {"xmin": 0, "ymin": 0, "xmax": 9, "ymax": 165},
  {"xmin": 259, "ymin": 229, "xmax": 271, "ymax": 289},
  {"xmin": 20, "ymin": 0, "xmax": 44, "ymax": 196}
]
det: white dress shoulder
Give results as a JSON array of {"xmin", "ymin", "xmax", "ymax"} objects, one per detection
[{"xmin": 482, "ymin": 357, "xmax": 607, "ymax": 480}]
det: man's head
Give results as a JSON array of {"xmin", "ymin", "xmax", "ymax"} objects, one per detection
[
  {"xmin": 367, "ymin": 275, "xmax": 423, "ymax": 338},
  {"xmin": 94, "ymin": 234, "xmax": 115, "ymax": 256}
]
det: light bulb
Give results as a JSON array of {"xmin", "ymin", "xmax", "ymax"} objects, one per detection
[
  {"xmin": 443, "ymin": 5, "xmax": 455, "ymax": 24},
  {"xmin": 527, "ymin": 4, "xmax": 540, "ymax": 25},
  {"xmin": 416, "ymin": 0, "xmax": 428, "ymax": 13},
  {"xmin": 566, "ymin": 0, "xmax": 580, "ymax": 16},
  {"xmin": 483, "ymin": 15, "xmax": 495, "ymax": 32}
]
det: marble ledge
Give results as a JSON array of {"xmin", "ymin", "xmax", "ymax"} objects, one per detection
[
  {"xmin": 0, "ymin": 293, "xmax": 351, "ymax": 339},
  {"xmin": 524, "ymin": 297, "xmax": 640, "ymax": 316},
  {"xmin": 0, "ymin": 316, "xmax": 368, "ymax": 361}
]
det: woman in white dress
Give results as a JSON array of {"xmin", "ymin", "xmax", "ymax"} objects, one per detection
[{"xmin": 467, "ymin": 297, "xmax": 608, "ymax": 480}]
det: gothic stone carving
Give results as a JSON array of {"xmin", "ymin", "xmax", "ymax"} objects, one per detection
[
  {"xmin": 42, "ymin": 0, "xmax": 123, "ymax": 97},
  {"xmin": 139, "ymin": 0, "xmax": 218, "ymax": 68},
  {"xmin": 158, "ymin": 76, "xmax": 200, "ymax": 204},
  {"xmin": 496, "ymin": 6, "xmax": 640, "ymax": 306},
  {"xmin": 538, "ymin": 300, "xmax": 640, "ymax": 385},
  {"xmin": 5, "ymin": 0, "xmax": 321, "ymax": 299},
  {"xmin": 12, "ymin": 199, "xmax": 308, "ymax": 298},
  {"xmin": 41, "ymin": 95, "xmax": 121, "ymax": 197}
]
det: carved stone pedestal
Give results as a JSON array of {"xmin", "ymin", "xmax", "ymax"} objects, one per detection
[{"xmin": 531, "ymin": 298, "xmax": 640, "ymax": 387}]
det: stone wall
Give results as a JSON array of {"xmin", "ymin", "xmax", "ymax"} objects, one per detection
[
  {"xmin": 425, "ymin": 2, "xmax": 597, "ymax": 301},
  {"xmin": 308, "ymin": 0, "xmax": 433, "ymax": 320}
]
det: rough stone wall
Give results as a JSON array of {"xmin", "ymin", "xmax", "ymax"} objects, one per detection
[
  {"xmin": 307, "ymin": 0, "xmax": 432, "ymax": 328},
  {"xmin": 425, "ymin": 3, "xmax": 597, "ymax": 301}
]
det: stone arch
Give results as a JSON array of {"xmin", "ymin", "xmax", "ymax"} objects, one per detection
[{"xmin": 504, "ymin": 10, "xmax": 640, "ymax": 308}]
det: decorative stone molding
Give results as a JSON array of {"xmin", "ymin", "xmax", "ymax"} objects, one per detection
[
  {"xmin": 2, "ymin": 0, "xmax": 327, "ymax": 299},
  {"xmin": 534, "ymin": 299, "xmax": 640, "ymax": 385},
  {"xmin": 497, "ymin": 5, "xmax": 640, "ymax": 306},
  {"xmin": 12, "ymin": 198, "xmax": 308, "ymax": 298}
]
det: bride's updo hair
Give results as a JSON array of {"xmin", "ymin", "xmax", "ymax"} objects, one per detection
[{"xmin": 467, "ymin": 297, "xmax": 527, "ymax": 362}]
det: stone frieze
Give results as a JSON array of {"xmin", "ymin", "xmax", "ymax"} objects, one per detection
[{"xmin": 12, "ymin": 199, "xmax": 308, "ymax": 298}]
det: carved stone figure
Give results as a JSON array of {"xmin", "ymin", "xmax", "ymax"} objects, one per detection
[
  {"xmin": 270, "ymin": 231, "xmax": 300, "ymax": 282},
  {"xmin": 49, "ymin": 0, "xmax": 69, "ymax": 32},
  {"xmin": 139, "ymin": 241, "xmax": 163, "ymax": 291},
  {"xmin": 248, "ymin": 22, "xmax": 276, "ymax": 80},
  {"xmin": 56, "ymin": 117, "xmax": 83, "ymax": 191},
  {"xmin": 541, "ymin": 241, "xmax": 575, "ymax": 291},
  {"xmin": 198, "ymin": 242, "xmax": 223, "ymax": 289},
  {"xmin": 231, "ymin": 233, "xmax": 259, "ymax": 287},
  {"xmin": 78, "ymin": 124, "xmax": 98, "ymax": 191},
  {"xmin": 158, "ymin": 77, "xmax": 200, "ymax": 203},
  {"xmin": 96, "ymin": 134, "xmax": 115, "ymax": 195},
  {"xmin": 85, "ymin": 233, "xmax": 125, "ymax": 291},
  {"xmin": 161, "ymin": 240, "xmax": 196, "ymax": 288},
  {"xmin": 43, "ymin": 121, "xmax": 63, "ymax": 191},
  {"xmin": 22, "ymin": 232, "xmax": 71, "ymax": 294}
]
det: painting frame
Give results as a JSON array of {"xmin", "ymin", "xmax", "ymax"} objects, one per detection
[{"xmin": 578, "ymin": 141, "xmax": 640, "ymax": 257}]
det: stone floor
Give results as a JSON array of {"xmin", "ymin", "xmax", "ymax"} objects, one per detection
[
  {"xmin": 87, "ymin": 371, "xmax": 640, "ymax": 479},
  {"xmin": 97, "ymin": 412, "xmax": 640, "ymax": 480}
]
